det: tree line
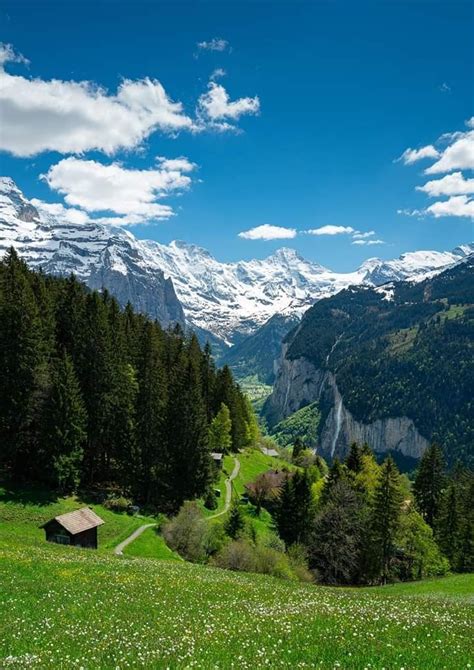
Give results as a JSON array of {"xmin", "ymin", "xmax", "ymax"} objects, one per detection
[
  {"xmin": 0, "ymin": 249, "xmax": 257, "ymax": 510},
  {"xmin": 172, "ymin": 439, "xmax": 472, "ymax": 585}
]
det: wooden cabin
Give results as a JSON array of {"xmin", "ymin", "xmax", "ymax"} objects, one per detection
[{"xmin": 41, "ymin": 507, "xmax": 105, "ymax": 549}]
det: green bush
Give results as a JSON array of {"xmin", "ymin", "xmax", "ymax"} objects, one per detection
[
  {"xmin": 203, "ymin": 488, "xmax": 218, "ymax": 510},
  {"xmin": 103, "ymin": 496, "xmax": 133, "ymax": 513}
]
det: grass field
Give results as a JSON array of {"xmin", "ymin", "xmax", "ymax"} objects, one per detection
[
  {"xmin": 0, "ymin": 537, "xmax": 472, "ymax": 669},
  {"xmin": 1, "ymin": 463, "xmax": 473, "ymax": 669},
  {"xmin": 123, "ymin": 526, "xmax": 181, "ymax": 561}
]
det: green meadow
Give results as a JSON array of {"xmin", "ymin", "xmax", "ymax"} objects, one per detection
[{"xmin": 0, "ymin": 459, "xmax": 473, "ymax": 669}]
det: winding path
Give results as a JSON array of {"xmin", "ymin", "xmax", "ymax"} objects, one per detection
[
  {"xmin": 114, "ymin": 456, "xmax": 241, "ymax": 554},
  {"xmin": 208, "ymin": 457, "xmax": 240, "ymax": 519},
  {"xmin": 114, "ymin": 523, "xmax": 156, "ymax": 556}
]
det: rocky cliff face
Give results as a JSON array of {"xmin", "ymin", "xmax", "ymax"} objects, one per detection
[{"xmin": 266, "ymin": 353, "xmax": 429, "ymax": 461}]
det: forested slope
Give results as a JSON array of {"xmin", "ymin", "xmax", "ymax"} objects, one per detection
[
  {"xmin": 0, "ymin": 249, "xmax": 257, "ymax": 510},
  {"xmin": 284, "ymin": 257, "xmax": 474, "ymax": 465}
]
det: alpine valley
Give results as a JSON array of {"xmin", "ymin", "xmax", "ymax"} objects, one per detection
[{"xmin": 1, "ymin": 177, "xmax": 473, "ymax": 467}]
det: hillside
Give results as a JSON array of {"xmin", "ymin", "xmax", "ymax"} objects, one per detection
[
  {"xmin": 265, "ymin": 257, "xmax": 474, "ymax": 465},
  {"xmin": 1, "ymin": 535, "xmax": 472, "ymax": 669}
]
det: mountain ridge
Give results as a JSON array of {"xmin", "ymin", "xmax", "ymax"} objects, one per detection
[{"xmin": 1, "ymin": 177, "xmax": 472, "ymax": 345}]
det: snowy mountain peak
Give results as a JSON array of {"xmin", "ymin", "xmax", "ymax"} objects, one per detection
[{"xmin": 0, "ymin": 178, "xmax": 471, "ymax": 345}]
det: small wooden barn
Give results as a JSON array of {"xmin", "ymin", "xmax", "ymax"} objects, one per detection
[{"xmin": 41, "ymin": 507, "xmax": 105, "ymax": 549}]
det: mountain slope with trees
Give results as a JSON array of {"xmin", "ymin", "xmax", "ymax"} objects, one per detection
[
  {"xmin": 0, "ymin": 249, "xmax": 256, "ymax": 510},
  {"xmin": 274, "ymin": 256, "xmax": 474, "ymax": 465}
]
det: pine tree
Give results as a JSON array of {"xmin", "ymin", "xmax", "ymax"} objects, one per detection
[
  {"xmin": 369, "ymin": 456, "xmax": 404, "ymax": 584},
  {"xmin": 309, "ymin": 480, "xmax": 364, "ymax": 584},
  {"xmin": 275, "ymin": 475, "xmax": 296, "ymax": 545},
  {"xmin": 346, "ymin": 442, "xmax": 363, "ymax": 473},
  {"xmin": 225, "ymin": 502, "xmax": 245, "ymax": 539},
  {"xmin": 436, "ymin": 483, "xmax": 460, "ymax": 565},
  {"xmin": 208, "ymin": 403, "xmax": 232, "ymax": 453},
  {"xmin": 292, "ymin": 437, "xmax": 305, "ymax": 463},
  {"xmin": 41, "ymin": 353, "xmax": 87, "ymax": 492},
  {"xmin": 168, "ymin": 353, "xmax": 211, "ymax": 509},
  {"xmin": 414, "ymin": 444, "xmax": 446, "ymax": 527},
  {"xmin": 276, "ymin": 470, "xmax": 313, "ymax": 546},
  {"xmin": 320, "ymin": 458, "xmax": 349, "ymax": 505},
  {"xmin": 135, "ymin": 322, "xmax": 168, "ymax": 503},
  {"xmin": 0, "ymin": 249, "xmax": 44, "ymax": 480}
]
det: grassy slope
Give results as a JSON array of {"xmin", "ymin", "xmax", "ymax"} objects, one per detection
[
  {"xmin": 123, "ymin": 526, "xmax": 181, "ymax": 561},
  {"xmin": 0, "ymin": 484, "xmax": 152, "ymax": 552},
  {"xmin": 0, "ymin": 537, "xmax": 472, "ymax": 669},
  {"xmin": 231, "ymin": 448, "xmax": 292, "ymax": 497}
]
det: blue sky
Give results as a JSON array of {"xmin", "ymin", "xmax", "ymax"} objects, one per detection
[{"xmin": 0, "ymin": 0, "xmax": 472, "ymax": 270}]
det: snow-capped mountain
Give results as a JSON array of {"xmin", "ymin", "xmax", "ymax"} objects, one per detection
[
  {"xmin": 1, "ymin": 177, "xmax": 472, "ymax": 345},
  {"xmin": 0, "ymin": 178, "xmax": 184, "ymax": 327}
]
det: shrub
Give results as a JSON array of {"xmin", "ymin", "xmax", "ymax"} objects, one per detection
[
  {"xmin": 213, "ymin": 540, "xmax": 257, "ymax": 573},
  {"xmin": 204, "ymin": 488, "xmax": 218, "ymax": 510},
  {"xmin": 103, "ymin": 496, "xmax": 133, "ymax": 513},
  {"xmin": 163, "ymin": 501, "xmax": 207, "ymax": 562}
]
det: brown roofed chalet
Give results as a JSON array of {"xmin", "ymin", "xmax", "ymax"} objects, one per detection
[{"xmin": 51, "ymin": 507, "xmax": 105, "ymax": 535}]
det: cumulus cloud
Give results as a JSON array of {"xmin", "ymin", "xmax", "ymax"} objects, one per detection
[
  {"xmin": 416, "ymin": 172, "xmax": 474, "ymax": 197},
  {"xmin": 397, "ymin": 118, "xmax": 474, "ymax": 220},
  {"xmin": 197, "ymin": 38, "xmax": 230, "ymax": 52},
  {"xmin": 31, "ymin": 199, "xmax": 91, "ymax": 225},
  {"xmin": 396, "ymin": 145, "xmax": 440, "ymax": 164},
  {"xmin": 424, "ymin": 131, "xmax": 474, "ymax": 174},
  {"xmin": 0, "ymin": 42, "xmax": 261, "ymax": 156},
  {"xmin": 425, "ymin": 195, "xmax": 474, "ymax": 219},
  {"xmin": 197, "ymin": 82, "xmax": 260, "ymax": 127},
  {"xmin": 0, "ymin": 43, "xmax": 195, "ymax": 157},
  {"xmin": 42, "ymin": 157, "xmax": 195, "ymax": 222},
  {"xmin": 238, "ymin": 224, "xmax": 297, "ymax": 240},
  {"xmin": 306, "ymin": 225, "xmax": 355, "ymax": 236},
  {"xmin": 156, "ymin": 156, "xmax": 197, "ymax": 172}
]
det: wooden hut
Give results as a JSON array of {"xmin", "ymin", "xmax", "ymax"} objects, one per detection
[{"xmin": 41, "ymin": 507, "xmax": 104, "ymax": 549}]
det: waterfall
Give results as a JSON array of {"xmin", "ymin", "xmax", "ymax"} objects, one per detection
[
  {"xmin": 283, "ymin": 373, "xmax": 292, "ymax": 414},
  {"xmin": 330, "ymin": 396, "xmax": 343, "ymax": 457}
]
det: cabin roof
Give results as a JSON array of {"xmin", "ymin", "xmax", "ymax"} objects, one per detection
[
  {"xmin": 43, "ymin": 507, "xmax": 105, "ymax": 535},
  {"xmin": 211, "ymin": 452, "xmax": 223, "ymax": 461},
  {"xmin": 261, "ymin": 447, "xmax": 279, "ymax": 457}
]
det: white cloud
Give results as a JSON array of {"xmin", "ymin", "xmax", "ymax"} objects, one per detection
[
  {"xmin": 197, "ymin": 82, "xmax": 260, "ymax": 125},
  {"xmin": 210, "ymin": 68, "xmax": 226, "ymax": 81},
  {"xmin": 197, "ymin": 38, "xmax": 230, "ymax": 52},
  {"xmin": 352, "ymin": 238, "xmax": 385, "ymax": 246},
  {"xmin": 424, "ymin": 131, "xmax": 474, "ymax": 174},
  {"xmin": 31, "ymin": 199, "xmax": 91, "ymax": 225},
  {"xmin": 425, "ymin": 195, "xmax": 474, "ymax": 219},
  {"xmin": 467, "ymin": 117, "xmax": 474, "ymax": 129},
  {"xmin": 0, "ymin": 43, "xmax": 29, "ymax": 66},
  {"xmin": 416, "ymin": 172, "xmax": 474, "ymax": 197},
  {"xmin": 42, "ymin": 157, "xmax": 194, "ymax": 221},
  {"xmin": 0, "ymin": 43, "xmax": 261, "ymax": 153},
  {"xmin": 156, "ymin": 156, "xmax": 197, "ymax": 172},
  {"xmin": 0, "ymin": 44, "xmax": 195, "ymax": 157},
  {"xmin": 238, "ymin": 224, "xmax": 297, "ymax": 240},
  {"xmin": 352, "ymin": 230, "xmax": 375, "ymax": 239},
  {"xmin": 396, "ymin": 145, "xmax": 440, "ymax": 164},
  {"xmin": 439, "ymin": 82, "xmax": 451, "ymax": 93},
  {"xmin": 306, "ymin": 225, "xmax": 355, "ymax": 236}
]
